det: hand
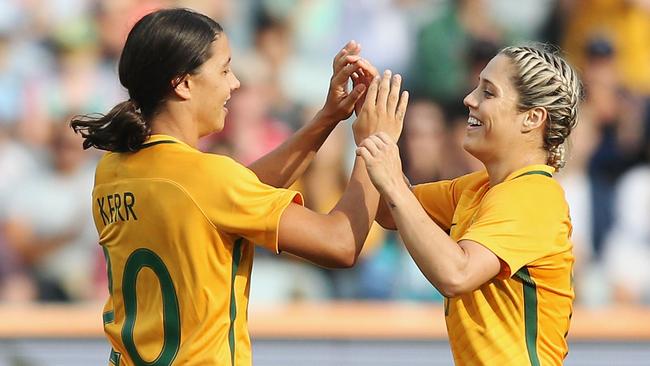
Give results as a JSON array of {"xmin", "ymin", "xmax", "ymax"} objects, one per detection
[
  {"xmin": 356, "ymin": 132, "xmax": 405, "ymax": 195},
  {"xmin": 351, "ymin": 57, "xmax": 379, "ymax": 116},
  {"xmin": 320, "ymin": 41, "xmax": 378, "ymax": 122},
  {"xmin": 352, "ymin": 70, "xmax": 409, "ymax": 145}
]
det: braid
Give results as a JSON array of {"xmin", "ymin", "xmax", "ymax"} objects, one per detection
[
  {"xmin": 500, "ymin": 44, "xmax": 583, "ymax": 171},
  {"xmin": 548, "ymin": 144, "xmax": 566, "ymax": 170}
]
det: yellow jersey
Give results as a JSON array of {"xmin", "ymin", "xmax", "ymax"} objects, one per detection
[
  {"xmin": 413, "ymin": 165, "xmax": 574, "ymax": 366},
  {"xmin": 92, "ymin": 134, "xmax": 302, "ymax": 366}
]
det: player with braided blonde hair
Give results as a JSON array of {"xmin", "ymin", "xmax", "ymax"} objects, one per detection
[
  {"xmin": 357, "ymin": 44, "xmax": 582, "ymax": 365},
  {"xmin": 501, "ymin": 45, "xmax": 581, "ymax": 171}
]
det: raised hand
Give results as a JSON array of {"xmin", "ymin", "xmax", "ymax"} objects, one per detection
[
  {"xmin": 356, "ymin": 132, "xmax": 404, "ymax": 195},
  {"xmin": 351, "ymin": 57, "xmax": 379, "ymax": 116},
  {"xmin": 320, "ymin": 41, "xmax": 379, "ymax": 122},
  {"xmin": 352, "ymin": 69, "xmax": 409, "ymax": 145}
]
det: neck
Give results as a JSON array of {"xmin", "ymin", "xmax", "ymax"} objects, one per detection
[
  {"xmin": 149, "ymin": 105, "xmax": 199, "ymax": 148},
  {"xmin": 483, "ymin": 149, "xmax": 548, "ymax": 187}
]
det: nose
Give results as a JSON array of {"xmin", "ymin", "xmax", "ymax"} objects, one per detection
[
  {"xmin": 231, "ymin": 72, "xmax": 241, "ymax": 91},
  {"xmin": 463, "ymin": 89, "xmax": 478, "ymax": 109}
]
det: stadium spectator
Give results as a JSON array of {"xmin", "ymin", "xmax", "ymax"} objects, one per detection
[
  {"xmin": 3, "ymin": 120, "xmax": 97, "ymax": 301},
  {"xmin": 602, "ymin": 146, "xmax": 650, "ymax": 304},
  {"xmin": 408, "ymin": 0, "xmax": 503, "ymax": 104}
]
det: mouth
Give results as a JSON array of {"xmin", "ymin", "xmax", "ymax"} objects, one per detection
[
  {"xmin": 223, "ymin": 97, "xmax": 230, "ymax": 113},
  {"xmin": 467, "ymin": 116, "xmax": 483, "ymax": 129}
]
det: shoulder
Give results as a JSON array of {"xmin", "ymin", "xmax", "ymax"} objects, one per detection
[
  {"xmin": 414, "ymin": 170, "xmax": 488, "ymax": 195},
  {"xmin": 454, "ymin": 170, "xmax": 489, "ymax": 191},
  {"xmin": 488, "ymin": 174, "xmax": 567, "ymax": 212},
  {"xmin": 195, "ymin": 153, "xmax": 257, "ymax": 181},
  {"xmin": 94, "ymin": 152, "xmax": 116, "ymax": 185}
]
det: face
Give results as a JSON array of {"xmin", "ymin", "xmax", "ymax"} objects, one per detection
[
  {"xmin": 189, "ymin": 34, "xmax": 241, "ymax": 135},
  {"xmin": 462, "ymin": 54, "xmax": 526, "ymax": 163},
  {"xmin": 404, "ymin": 101, "xmax": 446, "ymax": 177}
]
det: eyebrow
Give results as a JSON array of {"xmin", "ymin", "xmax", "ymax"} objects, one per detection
[
  {"xmin": 478, "ymin": 76, "xmax": 500, "ymax": 92},
  {"xmin": 478, "ymin": 75, "xmax": 496, "ymax": 86},
  {"xmin": 221, "ymin": 56, "xmax": 231, "ymax": 68}
]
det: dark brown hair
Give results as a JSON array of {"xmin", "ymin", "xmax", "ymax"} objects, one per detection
[{"xmin": 71, "ymin": 8, "xmax": 223, "ymax": 152}]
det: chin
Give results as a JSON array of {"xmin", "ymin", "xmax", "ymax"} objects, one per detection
[
  {"xmin": 211, "ymin": 115, "xmax": 226, "ymax": 132},
  {"xmin": 462, "ymin": 136, "xmax": 475, "ymax": 154},
  {"xmin": 199, "ymin": 121, "xmax": 225, "ymax": 137},
  {"xmin": 213, "ymin": 123, "xmax": 225, "ymax": 133},
  {"xmin": 462, "ymin": 139, "xmax": 484, "ymax": 162}
]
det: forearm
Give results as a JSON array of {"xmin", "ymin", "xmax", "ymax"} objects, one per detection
[
  {"xmin": 376, "ymin": 174, "xmax": 411, "ymax": 230},
  {"xmin": 277, "ymin": 158, "xmax": 380, "ymax": 268},
  {"xmin": 328, "ymin": 157, "xmax": 381, "ymax": 262},
  {"xmin": 248, "ymin": 110, "xmax": 337, "ymax": 188},
  {"xmin": 376, "ymin": 196, "xmax": 396, "ymax": 229},
  {"xmin": 384, "ymin": 183, "xmax": 468, "ymax": 293}
]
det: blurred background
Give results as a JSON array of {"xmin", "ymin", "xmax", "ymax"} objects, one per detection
[{"xmin": 0, "ymin": 0, "xmax": 649, "ymax": 365}]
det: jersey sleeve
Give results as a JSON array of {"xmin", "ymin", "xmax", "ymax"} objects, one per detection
[
  {"xmin": 459, "ymin": 178, "xmax": 571, "ymax": 278},
  {"xmin": 199, "ymin": 156, "xmax": 303, "ymax": 254},
  {"xmin": 412, "ymin": 171, "xmax": 487, "ymax": 231}
]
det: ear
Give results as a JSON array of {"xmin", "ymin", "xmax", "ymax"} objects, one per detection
[
  {"xmin": 521, "ymin": 107, "xmax": 547, "ymax": 133},
  {"xmin": 171, "ymin": 75, "xmax": 191, "ymax": 100}
]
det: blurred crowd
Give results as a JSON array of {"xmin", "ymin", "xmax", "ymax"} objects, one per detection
[{"xmin": 1, "ymin": 0, "xmax": 649, "ymax": 307}]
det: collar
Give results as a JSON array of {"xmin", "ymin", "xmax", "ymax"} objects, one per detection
[
  {"xmin": 503, "ymin": 164, "xmax": 555, "ymax": 182},
  {"xmin": 142, "ymin": 134, "xmax": 193, "ymax": 150}
]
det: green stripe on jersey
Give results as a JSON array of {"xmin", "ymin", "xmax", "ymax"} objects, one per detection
[
  {"xmin": 103, "ymin": 310, "xmax": 115, "ymax": 325},
  {"xmin": 109, "ymin": 348, "xmax": 121, "ymax": 365},
  {"xmin": 228, "ymin": 239, "xmax": 244, "ymax": 366},
  {"xmin": 515, "ymin": 267, "xmax": 540, "ymax": 366}
]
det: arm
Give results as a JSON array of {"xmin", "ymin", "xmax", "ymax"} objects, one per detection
[
  {"xmin": 248, "ymin": 41, "xmax": 378, "ymax": 188},
  {"xmin": 376, "ymin": 196, "xmax": 396, "ymax": 230},
  {"xmin": 357, "ymin": 133, "xmax": 500, "ymax": 297},
  {"xmin": 278, "ymin": 158, "xmax": 377, "ymax": 267},
  {"xmin": 277, "ymin": 70, "xmax": 408, "ymax": 267},
  {"xmin": 376, "ymin": 174, "xmax": 412, "ymax": 230}
]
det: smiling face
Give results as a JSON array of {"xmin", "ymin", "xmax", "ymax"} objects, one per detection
[
  {"xmin": 462, "ymin": 54, "xmax": 528, "ymax": 164},
  {"xmin": 189, "ymin": 34, "xmax": 241, "ymax": 136}
]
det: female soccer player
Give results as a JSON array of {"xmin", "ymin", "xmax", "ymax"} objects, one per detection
[
  {"xmin": 71, "ymin": 8, "xmax": 408, "ymax": 366},
  {"xmin": 357, "ymin": 45, "xmax": 581, "ymax": 365}
]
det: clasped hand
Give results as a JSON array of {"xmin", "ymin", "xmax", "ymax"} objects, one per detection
[
  {"xmin": 356, "ymin": 132, "xmax": 404, "ymax": 196},
  {"xmin": 320, "ymin": 40, "xmax": 378, "ymax": 122}
]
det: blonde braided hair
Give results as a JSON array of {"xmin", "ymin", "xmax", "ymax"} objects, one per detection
[{"xmin": 500, "ymin": 45, "xmax": 583, "ymax": 170}]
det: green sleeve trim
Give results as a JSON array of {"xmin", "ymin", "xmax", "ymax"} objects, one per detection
[
  {"xmin": 515, "ymin": 267, "xmax": 541, "ymax": 366},
  {"xmin": 228, "ymin": 239, "xmax": 244, "ymax": 366}
]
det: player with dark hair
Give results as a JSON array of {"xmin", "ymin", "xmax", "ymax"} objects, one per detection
[{"xmin": 71, "ymin": 8, "xmax": 408, "ymax": 366}]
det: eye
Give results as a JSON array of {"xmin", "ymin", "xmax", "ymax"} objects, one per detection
[
  {"xmin": 222, "ymin": 68, "xmax": 231, "ymax": 75},
  {"xmin": 483, "ymin": 89, "xmax": 494, "ymax": 98}
]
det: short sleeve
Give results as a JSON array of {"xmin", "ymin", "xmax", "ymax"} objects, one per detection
[
  {"xmin": 197, "ymin": 156, "xmax": 303, "ymax": 254},
  {"xmin": 460, "ymin": 178, "xmax": 571, "ymax": 278},
  {"xmin": 413, "ymin": 170, "xmax": 488, "ymax": 231}
]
